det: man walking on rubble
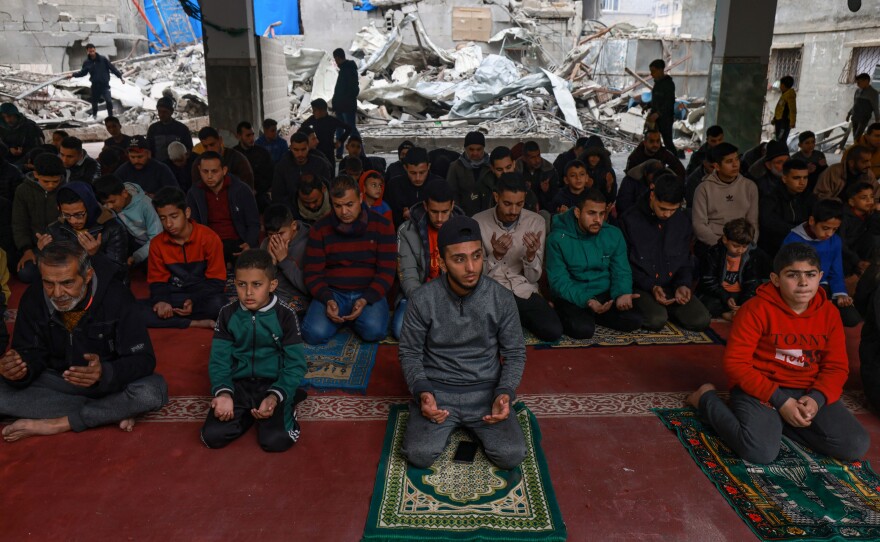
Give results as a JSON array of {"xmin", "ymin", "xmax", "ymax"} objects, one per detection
[{"xmin": 68, "ymin": 44, "xmax": 125, "ymax": 120}]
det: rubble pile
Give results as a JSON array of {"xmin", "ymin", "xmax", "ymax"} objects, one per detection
[
  {"xmin": 283, "ymin": 15, "xmax": 707, "ymax": 152},
  {"xmin": 0, "ymin": 44, "xmax": 208, "ymax": 133}
]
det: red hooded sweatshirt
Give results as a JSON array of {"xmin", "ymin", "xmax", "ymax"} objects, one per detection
[{"xmin": 723, "ymin": 282, "xmax": 848, "ymax": 408}]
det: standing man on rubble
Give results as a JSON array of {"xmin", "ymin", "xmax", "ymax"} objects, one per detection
[
  {"xmin": 68, "ymin": 44, "xmax": 124, "ymax": 120},
  {"xmin": 646, "ymin": 59, "xmax": 677, "ymax": 156},
  {"xmin": 331, "ymin": 48, "xmax": 360, "ymax": 160}
]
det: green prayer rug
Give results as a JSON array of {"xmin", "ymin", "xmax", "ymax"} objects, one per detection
[
  {"xmin": 362, "ymin": 403, "xmax": 567, "ymax": 542},
  {"xmin": 655, "ymin": 407, "xmax": 880, "ymax": 541}
]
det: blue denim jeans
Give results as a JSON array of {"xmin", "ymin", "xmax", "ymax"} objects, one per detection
[
  {"xmin": 335, "ymin": 111, "xmax": 360, "ymax": 157},
  {"xmin": 301, "ymin": 289, "xmax": 389, "ymax": 345},
  {"xmin": 390, "ymin": 298, "xmax": 408, "ymax": 340}
]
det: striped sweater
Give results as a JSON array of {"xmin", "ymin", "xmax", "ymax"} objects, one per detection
[{"xmin": 304, "ymin": 204, "xmax": 397, "ymax": 304}]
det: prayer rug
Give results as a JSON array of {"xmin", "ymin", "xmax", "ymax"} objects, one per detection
[
  {"xmin": 302, "ymin": 328, "xmax": 379, "ymax": 394},
  {"xmin": 655, "ymin": 407, "xmax": 880, "ymax": 541},
  {"xmin": 538, "ymin": 322, "xmax": 723, "ymax": 349},
  {"xmin": 362, "ymin": 403, "xmax": 567, "ymax": 542},
  {"xmin": 382, "ymin": 323, "xmax": 721, "ymax": 348}
]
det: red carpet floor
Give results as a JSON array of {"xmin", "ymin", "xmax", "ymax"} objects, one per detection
[{"xmin": 2, "ymin": 277, "xmax": 879, "ymax": 541}]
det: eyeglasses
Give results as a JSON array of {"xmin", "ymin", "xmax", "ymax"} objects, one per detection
[{"xmin": 61, "ymin": 212, "xmax": 87, "ymax": 220}]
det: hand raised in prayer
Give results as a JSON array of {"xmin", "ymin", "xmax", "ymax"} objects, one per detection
[
  {"xmin": 490, "ymin": 232, "xmax": 513, "ymax": 261},
  {"xmin": 779, "ymin": 397, "xmax": 811, "ymax": 428},
  {"xmin": 325, "ymin": 300, "xmax": 344, "ymax": 324},
  {"xmin": 587, "ymin": 298, "xmax": 613, "ymax": 314},
  {"xmin": 64, "ymin": 353, "xmax": 102, "ymax": 387},
  {"xmin": 652, "ymin": 286, "xmax": 675, "ymax": 306},
  {"xmin": 615, "ymin": 293, "xmax": 640, "ymax": 311},
  {"xmin": 420, "ymin": 392, "xmax": 449, "ymax": 424},
  {"xmin": 523, "ymin": 231, "xmax": 541, "ymax": 262},
  {"xmin": 76, "ymin": 231, "xmax": 102, "ymax": 256},
  {"xmin": 483, "ymin": 394, "xmax": 511, "ymax": 424},
  {"xmin": 35, "ymin": 232, "xmax": 53, "ymax": 251},
  {"xmin": 252, "ymin": 394, "xmax": 278, "ymax": 420},
  {"xmin": 172, "ymin": 299, "xmax": 193, "ymax": 317},
  {"xmin": 342, "ymin": 298, "xmax": 367, "ymax": 321},
  {"xmin": 0, "ymin": 349, "xmax": 27, "ymax": 381},
  {"xmin": 212, "ymin": 394, "xmax": 234, "ymax": 422},
  {"xmin": 674, "ymin": 286, "xmax": 692, "ymax": 305},
  {"xmin": 153, "ymin": 301, "xmax": 174, "ymax": 319}
]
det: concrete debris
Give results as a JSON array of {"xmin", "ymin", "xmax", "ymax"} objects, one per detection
[{"xmin": 1, "ymin": 44, "xmax": 207, "ymax": 132}]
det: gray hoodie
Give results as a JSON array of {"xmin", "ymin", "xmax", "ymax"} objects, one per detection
[
  {"xmin": 399, "ymin": 274, "xmax": 526, "ymax": 401},
  {"xmin": 691, "ymin": 170, "xmax": 760, "ymax": 246}
]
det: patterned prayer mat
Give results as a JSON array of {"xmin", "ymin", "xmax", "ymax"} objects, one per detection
[
  {"xmin": 362, "ymin": 403, "xmax": 566, "ymax": 542},
  {"xmin": 655, "ymin": 407, "xmax": 880, "ymax": 541},
  {"xmin": 382, "ymin": 322, "xmax": 722, "ymax": 349},
  {"xmin": 302, "ymin": 328, "xmax": 379, "ymax": 394}
]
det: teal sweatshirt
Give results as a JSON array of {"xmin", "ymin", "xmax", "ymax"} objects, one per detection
[{"xmin": 546, "ymin": 208, "xmax": 633, "ymax": 306}]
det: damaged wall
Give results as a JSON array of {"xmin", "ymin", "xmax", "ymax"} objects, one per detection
[
  {"xmin": 765, "ymin": 0, "xmax": 880, "ymax": 137},
  {"xmin": 293, "ymin": 0, "xmax": 582, "ymax": 67},
  {"xmin": 0, "ymin": 0, "xmax": 146, "ymax": 72}
]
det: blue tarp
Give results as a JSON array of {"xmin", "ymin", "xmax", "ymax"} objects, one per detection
[{"xmin": 144, "ymin": 1, "xmax": 300, "ymax": 52}]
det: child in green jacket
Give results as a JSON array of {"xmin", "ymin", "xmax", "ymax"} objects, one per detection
[{"xmin": 201, "ymin": 249, "xmax": 307, "ymax": 452}]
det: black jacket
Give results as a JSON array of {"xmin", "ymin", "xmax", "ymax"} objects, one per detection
[
  {"xmin": 271, "ymin": 153, "xmax": 332, "ymax": 208},
  {"xmin": 72, "ymin": 53, "xmax": 122, "ymax": 89},
  {"xmin": 234, "ymin": 143, "xmax": 274, "ymax": 198},
  {"xmin": 0, "ymin": 155, "xmax": 23, "ymax": 201},
  {"xmin": 758, "ymin": 183, "xmax": 816, "ymax": 257},
  {"xmin": 697, "ymin": 240, "xmax": 770, "ymax": 302},
  {"xmin": 186, "ymin": 174, "xmax": 261, "ymax": 248},
  {"xmin": 385, "ymin": 172, "xmax": 447, "ymax": 227},
  {"xmin": 332, "ymin": 59, "xmax": 360, "ymax": 113},
  {"xmin": 67, "ymin": 153, "xmax": 100, "ymax": 184},
  {"xmin": 839, "ymin": 206, "xmax": 880, "ymax": 277},
  {"xmin": 619, "ymin": 196, "xmax": 695, "ymax": 292},
  {"xmin": 6, "ymin": 255, "xmax": 156, "ymax": 393},
  {"xmin": 649, "ymin": 75, "xmax": 676, "ymax": 122},
  {"xmin": 300, "ymin": 114, "xmax": 351, "ymax": 166},
  {"xmin": 625, "ymin": 142, "xmax": 685, "ymax": 177},
  {"xmin": 686, "ymin": 142, "xmax": 709, "ymax": 177}
]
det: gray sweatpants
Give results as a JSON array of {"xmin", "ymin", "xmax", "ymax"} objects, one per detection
[
  {"xmin": 0, "ymin": 371, "xmax": 168, "ymax": 432},
  {"xmin": 699, "ymin": 387, "xmax": 870, "ymax": 464},
  {"xmin": 402, "ymin": 389, "xmax": 526, "ymax": 470}
]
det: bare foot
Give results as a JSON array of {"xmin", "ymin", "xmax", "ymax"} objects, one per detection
[
  {"xmin": 2, "ymin": 417, "xmax": 71, "ymax": 442},
  {"xmin": 685, "ymin": 383, "xmax": 716, "ymax": 409},
  {"xmin": 189, "ymin": 319, "xmax": 215, "ymax": 329},
  {"xmin": 119, "ymin": 418, "xmax": 136, "ymax": 432}
]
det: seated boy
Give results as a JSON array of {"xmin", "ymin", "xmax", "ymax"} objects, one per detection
[
  {"xmin": 11, "ymin": 153, "xmax": 66, "ymax": 283},
  {"xmin": 144, "ymin": 187, "xmax": 227, "ymax": 329},
  {"xmin": 201, "ymin": 249, "xmax": 307, "ymax": 452},
  {"xmin": 687, "ymin": 243, "xmax": 870, "ymax": 464},
  {"xmin": 839, "ymin": 181, "xmax": 880, "ymax": 279},
  {"xmin": 792, "ymin": 131, "xmax": 827, "ymax": 193},
  {"xmin": 782, "ymin": 199, "xmax": 861, "ymax": 327},
  {"xmin": 549, "ymin": 160, "xmax": 591, "ymax": 214},
  {"xmin": 697, "ymin": 218, "xmax": 770, "ymax": 321},
  {"xmin": 260, "ymin": 204, "xmax": 311, "ymax": 317},
  {"xmin": 359, "ymin": 170, "xmax": 392, "ymax": 223},
  {"xmin": 93, "ymin": 174, "xmax": 162, "ymax": 268}
]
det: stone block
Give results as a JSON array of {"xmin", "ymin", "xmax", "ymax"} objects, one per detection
[
  {"xmin": 23, "ymin": 2, "xmax": 43, "ymax": 23},
  {"xmin": 4, "ymin": 21, "xmax": 24, "ymax": 31},
  {"xmin": 99, "ymin": 20, "xmax": 116, "ymax": 33},
  {"xmin": 38, "ymin": 2, "xmax": 60, "ymax": 24},
  {"xmin": 79, "ymin": 23, "xmax": 100, "ymax": 32},
  {"xmin": 24, "ymin": 21, "xmax": 44, "ymax": 31},
  {"xmin": 60, "ymin": 22, "xmax": 80, "ymax": 32}
]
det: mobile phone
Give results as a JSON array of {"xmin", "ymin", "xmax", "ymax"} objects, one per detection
[{"xmin": 453, "ymin": 440, "xmax": 479, "ymax": 464}]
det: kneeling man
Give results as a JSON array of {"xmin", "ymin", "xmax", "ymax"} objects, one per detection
[
  {"xmin": 0, "ymin": 240, "xmax": 167, "ymax": 441},
  {"xmin": 399, "ymin": 216, "xmax": 527, "ymax": 469}
]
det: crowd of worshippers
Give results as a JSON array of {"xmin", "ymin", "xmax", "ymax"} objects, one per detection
[{"xmin": 1, "ymin": 91, "xmax": 880, "ymax": 456}]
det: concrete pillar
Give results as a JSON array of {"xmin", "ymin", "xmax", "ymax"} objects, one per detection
[
  {"xmin": 200, "ymin": 0, "xmax": 261, "ymax": 134},
  {"xmin": 704, "ymin": 0, "xmax": 777, "ymax": 150}
]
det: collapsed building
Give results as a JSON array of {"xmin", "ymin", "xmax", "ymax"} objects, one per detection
[{"xmin": 0, "ymin": 0, "xmax": 715, "ymax": 153}]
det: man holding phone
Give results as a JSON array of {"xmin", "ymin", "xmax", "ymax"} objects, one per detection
[{"xmin": 399, "ymin": 216, "xmax": 528, "ymax": 470}]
